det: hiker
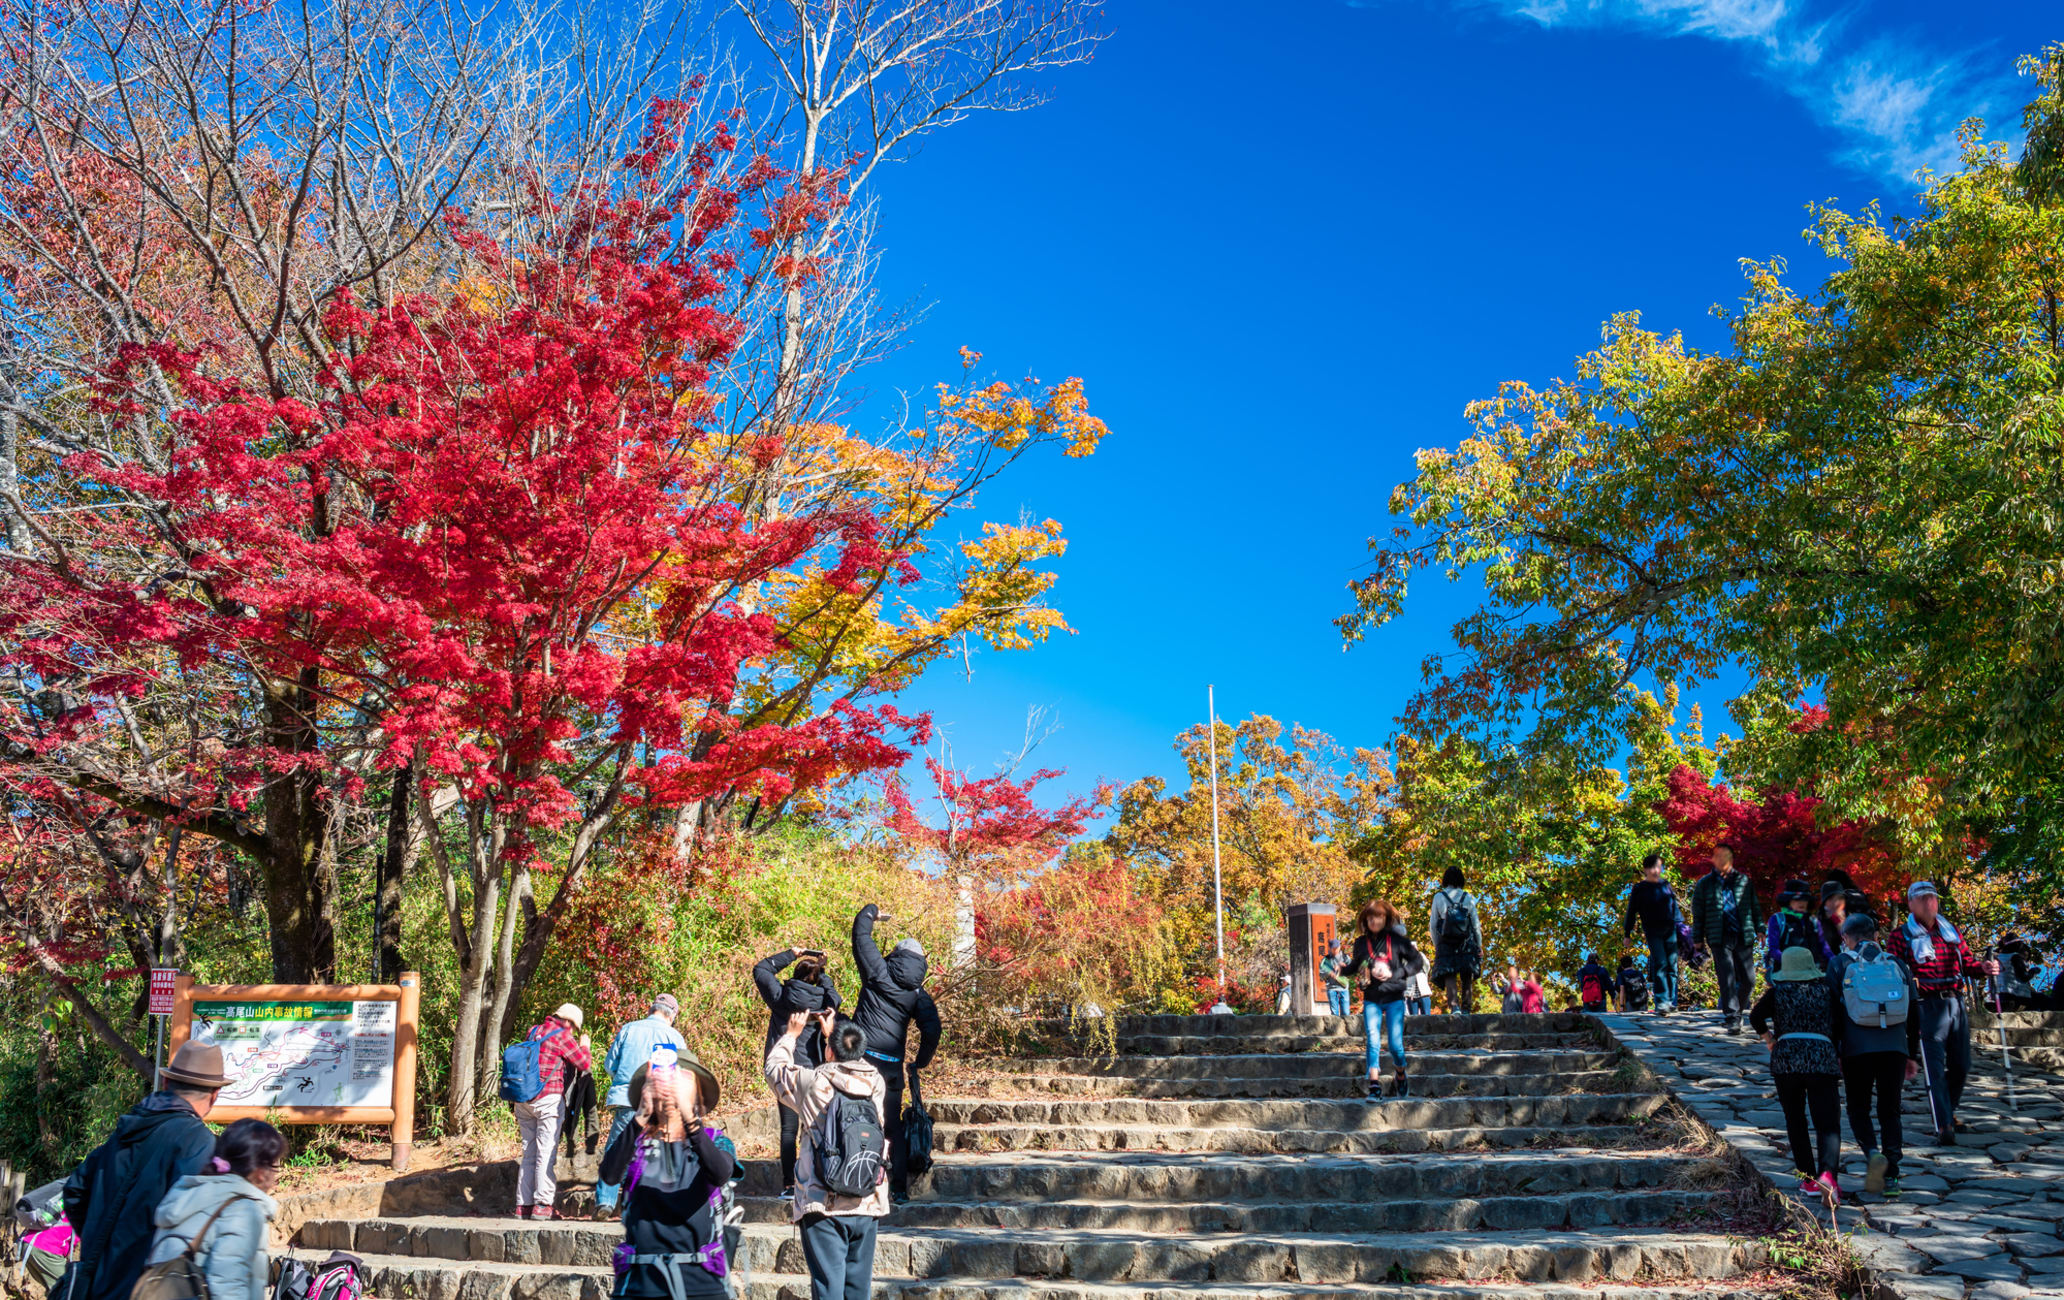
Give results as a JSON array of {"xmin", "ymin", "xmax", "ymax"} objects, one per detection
[
  {"xmin": 598, "ymin": 1043, "xmax": 735, "ymax": 1300},
  {"xmin": 766, "ymin": 1010, "xmax": 891, "ymax": 1300},
  {"xmin": 144, "ymin": 1119, "xmax": 285, "ymax": 1300},
  {"xmin": 1495, "ymin": 964, "xmax": 1526, "ymax": 1014},
  {"xmin": 598, "ymin": 995, "xmax": 688, "ymax": 1218},
  {"xmin": 1517, "ymin": 969, "xmax": 1547, "ymax": 1014},
  {"xmin": 1691, "ymin": 843, "xmax": 1761, "ymax": 1032},
  {"xmin": 1428, "ymin": 867, "xmax": 1484, "ymax": 1014},
  {"xmin": 1275, "ymin": 968, "xmax": 1293, "ymax": 1014},
  {"xmin": 1341, "ymin": 898, "xmax": 1426, "ymax": 1098},
  {"xmin": 1320, "ymin": 940, "xmax": 1352, "ymax": 1017},
  {"xmin": 851, "ymin": 904, "xmax": 941, "ymax": 1204},
  {"xmin": 1816, "ymin": 887, "xmax": 1849, "ymax": 964},
  {"xmin": 1748, "ymin": 946, "xmax": 1846, "ymax": 1201},
  {"xmin": 511, "ymin": 1003, "xmax": 592, "ymax": 1219},
  {"xmin": 1828, "ymin": 913, "xmax": 1921, "ymax": 1196},
  {"xmin": 1405, "ymin": 964, "xmax": 1434, "ymax": 1016},
  {"xmin": 1615, "ymin": 955, "xmax": 1650, "ymax": 1012},
  {"xmin": 1765, "ymin": 879, "xmax": 1831, "ymax": 973},
  {"xmin": 1622, "ymin": 852, "xmax": 1683, "ymax": 1012},
  {"xmin": 754, "ymin": 944, "xmax": 844, "ymax": 1200},
  {"xmin": 62, "ymin": 1040, "xmax": 232, "ymax": 1300},
  {"xmin": 1577, "ymin": 953, "xmax": 1616, "ymax": 1012},
  {"xmin": 1887, "ymin": 881, "xmax": 1999, "ymax": 1144},
  {"xmin": 564, "ymin": 1033, "xmax": 599, "ymax": 1160}
]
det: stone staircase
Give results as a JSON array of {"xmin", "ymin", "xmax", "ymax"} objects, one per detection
[
  {"xmin": 1971, "ymin": 1007, "xmax": 2064, "ymax": 1074},
  {"xmin": 293, "ymin": 1012, "xmax": 1779, "ymax": 1300}
]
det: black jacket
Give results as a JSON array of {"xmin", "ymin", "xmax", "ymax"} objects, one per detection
[
  {"xmin": 63, "ymin": 1091, "xmax": 217, "ymax": 1300},
  {"xmin": 1623, "ymin": 880, "xmax": 1681, "ymax": 941},
  {"xmin": 598, "ymin": 1123, "xmax": 736, "ymax": 1299},
  {"xmin": 753, "ymin": 949, "xmax": 844, "ymax": 1064},
  {"xmin": 1340, "ymin": 923, "xmax": 1426, "ymax": 1005},
  {"xmin": 851, "ymin": 905, "xmax": 941, "ymax": 1067}
]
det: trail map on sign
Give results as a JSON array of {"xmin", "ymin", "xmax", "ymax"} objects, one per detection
[{"xmin": 191, "ymin": 1000, "xmax": 397, "ymax": 1108}]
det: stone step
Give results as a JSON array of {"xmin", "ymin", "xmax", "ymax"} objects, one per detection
[
  {"xmin": 1110, "ymin": 1032, "xmax": 1600, "ymax": 1056},
  {"xmin": 952, "ymin": 1070, "xmax": 1625, "ymax": 1100},
  {"xmin": 996, "ymin": 1051, "xmax": 1622, "ymax": 1079},
  {"xmin": 906, "ymin": 1148, "xmax": 1713, "ymax": 1203},
  {"xmin": 1971, "ymin": 1009, "xmax": 2064, "ymax": 1031},
  {"xmin": 305, "ymin": 1221, "xmax": 1762, "ymax": 1286},
  {"xmin": 930, "ymin": 1121, "xmax": 1647, "ymax": 1155},
  {"xmin": 927, "ymin": 1093, "xmax": 1664, "ymax": 1132},
  {"xmin": 1101, "ymin": 1013, "xmax": 1596, "ymax": 1038},
  {"xmin": 733, "ymin": 1188, "xmax": 1726, "ymax": 1233},
  {"xmin": 334, "ymin": 1254, "xmax": 1772, "ymax": 1300}
]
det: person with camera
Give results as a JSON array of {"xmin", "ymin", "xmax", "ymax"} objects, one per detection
[{"xmin": 754, "ymin": 943, "xmax": 845, "ymax": 1200}]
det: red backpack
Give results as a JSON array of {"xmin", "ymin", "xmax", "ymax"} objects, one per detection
[{"xmin": 1581, "ymin": 968, "xmax": 1608, "ymax": 1005}]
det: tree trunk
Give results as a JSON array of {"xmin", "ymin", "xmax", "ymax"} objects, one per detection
[
  {"xmin": 261, "ymin": 676, "xmax": 339, "ymax": 982},
  {"xmin": 377, "ymin": 768, "xmax": 413, "ymax": 983},
  {"xmin": 443, "ymin": 865, "xmax": 501, "ymax": 1135}
]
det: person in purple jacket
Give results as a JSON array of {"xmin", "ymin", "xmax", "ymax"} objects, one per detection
[{"xmin": 1765, "ymin": 879, "xmax": 1832, "ymax": 973}]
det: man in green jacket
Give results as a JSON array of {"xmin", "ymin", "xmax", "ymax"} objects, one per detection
[{"xmin": 1690, "ymin": 843, "xmax": 1761, "ymax": 1033}]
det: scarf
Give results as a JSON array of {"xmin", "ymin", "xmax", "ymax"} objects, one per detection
[{"xmin": 1903, "ymin": 913, "xmax": 1960, "ymax": 966}]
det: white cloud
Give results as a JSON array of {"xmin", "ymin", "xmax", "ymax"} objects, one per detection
[{"xmin": 1374, "ymin": 0, "xmax": 2017, "ymax": 182}]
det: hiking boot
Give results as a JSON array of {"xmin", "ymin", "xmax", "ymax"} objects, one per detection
[
  {"xmin": 1864, "ymin": 1151, "xmax": 1887, "ymax": 1196},
  {"xmin": 1365, "ymin": 1080, "xmax": 1383, "ymax": 1101},
  {"xmin": 1934, "ymin": 1128, "xmax": 1958, "ymax": 1146},
  {"xmin": 1393, "ymin": 1071, "xmax": 1411, "ymax": 1098}
]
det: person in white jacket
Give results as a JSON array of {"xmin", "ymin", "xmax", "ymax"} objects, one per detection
[
  {"xmin": 766, "ymin": 1010, "xmax": 890, "ymax": 1300},
  {"xmin": 146, "ymin": 1120, "xmax": 284, "ymax": 1300}
]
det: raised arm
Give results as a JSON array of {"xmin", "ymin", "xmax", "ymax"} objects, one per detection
[
  {"xmin": 753, "ymin": 950, "xmax": 796, "ymax": 1010},
  {"xmin": 911, "ymin": 991, "xmax": 943, "ymax": 1069},
  {"xmin": 852, "ymin": 904, "xmax": 891, "ymax": 987}
]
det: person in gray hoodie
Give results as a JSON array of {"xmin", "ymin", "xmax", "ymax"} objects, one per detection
[
  {"xmin": 1827, "ymin": 913, "xmax": 1922, "ymax": 1197},
  {"xmin": 146, "ymin": 1120, "xmax": 285, "ymax": 1300}
]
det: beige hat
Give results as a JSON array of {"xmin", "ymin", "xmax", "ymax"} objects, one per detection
[
  {"xmin": 627, "ymin": 1043, "xmax": 720, "ymax": 1112},
  {"xmin": 162, "ymin": 1040, "xmax": 235, "ymax": 1090},
  {"xmin": 1772, "ymin": 946, "xmax": 1825, "ymax": 982},
  {"xmin": 552, "ymin": 1003, "xmax": 585, "ymax": 1030}
]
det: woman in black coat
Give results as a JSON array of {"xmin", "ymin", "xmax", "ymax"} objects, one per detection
[
  {"xmin": 752, "ymin": 945, "xmax": 841, "ymax": 1197},
  {"xmin": 1339, "ymin": 898, "xmax": 1428, "ymax": 1099}
]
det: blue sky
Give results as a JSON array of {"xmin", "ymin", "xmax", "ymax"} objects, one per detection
[{"xmin": 847, "ymin": 0, "xmax": 2057, "ymax": 814}]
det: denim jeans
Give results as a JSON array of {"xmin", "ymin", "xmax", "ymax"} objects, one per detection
[
  {"xmin": 593, "ymin": 1105, "xmax": 636, "ymax": 1208},
  {"xmin": 1362, "ymin": 998, "xmax": 1407, "ymax": 1073},
  {"xmin": 1645, "ymin": 932, "xmax": 1679, "ymax": 1009},
  {"xmin": 1327, "ymin": 987, "xmax": 1351, "ymax": 1016}
]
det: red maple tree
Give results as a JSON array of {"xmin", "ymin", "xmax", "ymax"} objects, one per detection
[{"xmin": 1656, "ymin": 764, "xmax": 1904, "ymax": 914}]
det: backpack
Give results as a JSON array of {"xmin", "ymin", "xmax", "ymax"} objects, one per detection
[
  {"xmin": 271, "ymin": 1259, "xmax": 313, "ymax": 1300},
  {"xmin": 1618, "ymin": 970, "xmax": 1650, "ymax": 1010},
  {"xmin": 130, "ymin": 1196, "xmax": 245, "ymax": 1300},
  {"xmin": 813, "ymin": 1088, "xmax": 887, "ymax": 1199},
  {"xmin": 1842, "ymin": 949, "xmax": 1911, "ymax": 1028},
  {"xmin": 1436, "ymin": 891, "xmax": 1475, "ymax": 949},
  {"xmin": 1580, "ymin": 968, "xmax": 1608, "ymax": 1006},
  {"xmin": 902, "ymin": 1071, "xmax": 935, "ymax": 1178},
  {"xmin": 498, "ymin": 1031, "xmax": 547, "ymax": 1104},
  {"xmin": 1772, "ymin": 912, "xmax": 1817, "ymax": 968},
  {"xmin": 307, "ymin": 1255, "xmax": 363, "ymax": 1300}
]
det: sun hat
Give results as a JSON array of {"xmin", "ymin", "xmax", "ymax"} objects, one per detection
[
  {"xmin": 628, "ymin": 1043, "xmax": 720, "ymax": 1112},
  {"xmin": 161, "ymin": 1040, "xmax": 235, "ymax": 1090},
  {"xmin": 552, "ymin": 1003, "xmax": 584, "ymax": 1030},
  {"xmin": 1908, "ymin": 881, "xmax": 1939, "ymax": 901},
  {"xmin": 1772, "ymin": 946, "xmax": 1824, "ymax": 982}
]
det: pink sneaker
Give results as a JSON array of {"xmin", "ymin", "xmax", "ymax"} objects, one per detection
[
  {"xmin": 1797, "ymin": 1175, "xmax": 1822, "ymax": 1196},
  {"xmin": 1817, "ymin": 1172, "xmax": 1841, "ymax": 1203}
]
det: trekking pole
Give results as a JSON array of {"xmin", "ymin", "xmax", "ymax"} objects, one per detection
[{"xmin": 1991, "ymin": 969, "xmax": 2018, "ymax": 1114}]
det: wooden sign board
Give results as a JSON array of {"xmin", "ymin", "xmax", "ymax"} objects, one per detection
[
  {"xmin": 168, "ymin": 971, "xmax": 422, "ymax": 1170},
  {"xmin": 1286, "ymin": 903, "xmax": 1338, "ymax": 1016}
]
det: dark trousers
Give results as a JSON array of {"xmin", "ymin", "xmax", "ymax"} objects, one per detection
[
  {"xmin": 1917, "ymin": 995, "xmax": 1971, "ymax": 1135},
  {"xmin": 1843, "ymin": 1050, "xmax": 1907, "ymax": 1176},
  {"xmin": 1713, "ymin": 941, "xmax": 1753, "ymax": 1022},
  {"xmin": 871, "ymin": 1055, "xmax": 910, "ymax": 1195},
  {"xmin": 1437, "ymin": 971, "xmax": 1476, "ymax": 1013},
  {"xmin": 799, "ymin": 1213, "xmax": 878, "ymax": 1300},
  {"xmin": 779, "ymin": 1103, "xmax": 801, "ymax": 1191},
  {"xmin": 1645, "ymin": 932, "xmax": 1678, "ymax": 1008},
  {"xmin": 1775, "ymin": 1073, "xmax": 1842, "ymax": 1177}
]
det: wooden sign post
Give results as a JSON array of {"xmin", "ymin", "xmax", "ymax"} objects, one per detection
[
  {"xmin": 1286, "ymin": 903, "xmax": 1338, "ymax": 1017},
  {"xmin": 168, "ymin": 971, "xmax": 422, "ymax": 1170}
]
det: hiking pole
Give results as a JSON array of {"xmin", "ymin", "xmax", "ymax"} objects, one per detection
[{"xmin": 1991, "ymin": 969, "xmax": 2018, "ymax": 1114}]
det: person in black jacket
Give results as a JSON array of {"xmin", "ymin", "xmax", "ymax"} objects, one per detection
[
  {"xmin": 1339, "ymin": 898, "xmax": 1426, "ymax": 1100},
  {"xmin": 63, "ymin": 1040, "xmax": 233, "ymax": 1300},
  {"xmin": 598, "ymin": 1045, "xmax": 735, "ymax": 1300},
  {"xmin": 1622, "ymin": 853, "xmax": 1683, "ymax": 1012},
  {"xmin": 851, "ymin": 903, "xmax": 941, "ymax": 1202},
  {"xmin": 753, "ymin": 945, "xmax": 844, "ymax": 1198}
]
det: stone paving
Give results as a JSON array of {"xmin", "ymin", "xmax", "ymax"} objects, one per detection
[{"xmin": 1603, "ymin": 1004, "xmax": 2064, "ymax": 1300}]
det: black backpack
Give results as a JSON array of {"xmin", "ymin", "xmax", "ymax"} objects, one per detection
[
  {"xmin": 901, "ymin": 1071, "xmax": 934, "ymax": 1178},
  {"xmin": 1774, "ymin": 912, "xmax": 1817, "ymax": 966},
  {"xmin": 814, "ymin": 1088, "xmax": 887, "ymax": 1199},
  {"xmin": 1437, "ymin": 892, "xmax": 1474, "ymax": 948}
]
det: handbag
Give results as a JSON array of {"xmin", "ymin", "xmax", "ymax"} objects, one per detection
[{"xmin": 131, "ymin": 1196, "xmax": 244, "ymax": 1300}]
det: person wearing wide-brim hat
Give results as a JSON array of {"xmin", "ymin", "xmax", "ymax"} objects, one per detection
[
  {"xmin": 1749, "ymin": 946, "xmax": 1847, "ymax": 1202},
  {"xmin": 62, "ymin": 1041, "xmax": 237, "ymax": 1300},
  {"xmin": 599, "ymin": 1045, "xmax": 739, "ymax": 1300}
]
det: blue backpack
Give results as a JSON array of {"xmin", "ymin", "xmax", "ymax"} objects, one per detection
[{"xmin": 499, "ymin": 1032, "xmax": 546, "ymax": 1103}]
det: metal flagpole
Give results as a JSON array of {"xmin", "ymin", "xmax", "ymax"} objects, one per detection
[{"xmin": 1208, "ymin": 685, "xmax": 1226, "ymax": 990}]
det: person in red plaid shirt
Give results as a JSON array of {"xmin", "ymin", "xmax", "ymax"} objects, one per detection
[
  {"xmin": 516, "ymin": 1003, "xmax": 592, "ymax": 1219},
  {"xmin": 1887, "ymin": 882, "xmax": 1998, "ymax": 1145}
]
